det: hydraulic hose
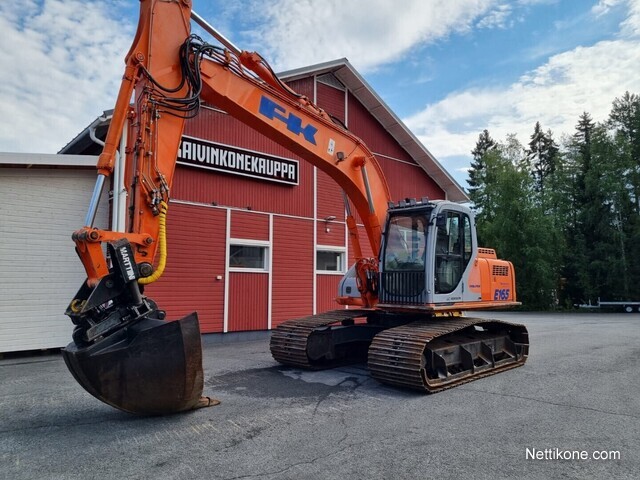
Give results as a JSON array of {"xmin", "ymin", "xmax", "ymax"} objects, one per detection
[{"xmin": 139, "ymin": 201, "xmax": 168, "ymax": 285}]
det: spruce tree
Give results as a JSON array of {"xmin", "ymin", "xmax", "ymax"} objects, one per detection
[
  {"xmin": 468, "ymin": 129, "xmax": 497, "ymax": 208},
  {"xmin": 527, "ymin": 122, "xmax": 559, "ymax": 194},
  {"xmin": 571, "ymin": 113, "xmax": 620, "ymax": 302},
  {"xmin": 607, "ymin": 92, "xmax": 640, "ymax": 298}
]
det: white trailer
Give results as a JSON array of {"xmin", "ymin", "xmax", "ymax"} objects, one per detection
[{"xmin": 578, "ymin": 298, "xmax": 640, "ymax": 313}]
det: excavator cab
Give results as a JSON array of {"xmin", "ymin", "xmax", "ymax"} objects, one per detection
[
  {"xmin": 378, "ymin": 199, "xmax": 478, "ymax": 307},
  {"xmin": 339, "ymin": 198, "xmax": 513, "ymax": 309}
]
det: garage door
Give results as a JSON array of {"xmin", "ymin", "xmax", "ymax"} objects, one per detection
[{"xmin": 0, "ymin": 168, "xmax": 109, "ymax": 352}]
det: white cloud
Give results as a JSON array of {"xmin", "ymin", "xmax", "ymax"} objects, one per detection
[
  {"xmin": 246, "ymin": 0, "xmax": 499, "ymax": 72},
  {"xmin": 1, "ymin": 0, "xmax": 503, "ymax": 153},
  {"xmin": 476, "ymin": 4, "xmax": 514, "ymax": 29},
  {"xmin": 592, "ymin": 0, "xmax": 640, "ymax": 35},
  {"xmin": 404, "ymin": 2, "xmax": 640, "ymax": 164},
  {"xmin": 621, "ymin": 0, "xmax": 640, "ymax": 35},
  {"xmin": 0, "ymin": 1, "xmax": 133, "ymax": 153},
  {"xmin": 592, "ymin": 0, "xmax": 625, "ymax": 17}
]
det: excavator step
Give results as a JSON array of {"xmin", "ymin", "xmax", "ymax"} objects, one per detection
[{"xmin": 368, "ymin": 317, "xmax": 529, "ymax": 392}]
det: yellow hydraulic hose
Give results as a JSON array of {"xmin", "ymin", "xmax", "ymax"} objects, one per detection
[{"xmin": 139, "ymin": 201, "xmax": 168, "ymax": 285}]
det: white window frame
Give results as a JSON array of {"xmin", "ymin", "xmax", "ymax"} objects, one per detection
[
  {"xmin": 316, "ymin": 245, "xmax": 347, "ymax": 275},
  {"xmin": 228, "ymin": 238, "xmax": 270, "ymax": 273}
]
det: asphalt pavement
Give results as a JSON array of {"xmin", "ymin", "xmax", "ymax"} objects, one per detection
[{"xmin": 1, "ymin": 312, "xmax": 639, "ymax": 479}]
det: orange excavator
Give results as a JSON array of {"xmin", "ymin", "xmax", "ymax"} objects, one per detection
[{"xmin": 64, "ymin": 0, "xmax": 528, "ymax": 415}]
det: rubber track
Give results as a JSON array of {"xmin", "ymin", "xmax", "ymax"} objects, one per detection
[
  {"xmin": 270, "ymin": 309, "xmax": 370, "ymax": 368},
  {"xmin": 368, "ymin": 317, "xmax": 528, "ymax": 393}
]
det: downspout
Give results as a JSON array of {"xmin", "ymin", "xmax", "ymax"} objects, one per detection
[{"xmin": 84, "ymin": 114, "xmax": 112, "ymax": 227}]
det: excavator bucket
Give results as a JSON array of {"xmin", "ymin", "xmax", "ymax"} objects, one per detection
[{"xmin": 62, "ymin": 312, "xmax": 206, "ymax": 415}]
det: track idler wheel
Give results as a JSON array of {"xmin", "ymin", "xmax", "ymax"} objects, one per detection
[{"xmin": 62, "ymin": 312, "xmax": 212, "ymax": 415}]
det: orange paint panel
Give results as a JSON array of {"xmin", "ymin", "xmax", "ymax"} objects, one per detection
[{"xmin": 467, "ymin": 261, "xmax": 482, "ymax": 294}]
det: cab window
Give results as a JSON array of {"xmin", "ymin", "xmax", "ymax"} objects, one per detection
[{"xmin": 383, "ymin": 214, "xmax": 428, "ymax": 271}]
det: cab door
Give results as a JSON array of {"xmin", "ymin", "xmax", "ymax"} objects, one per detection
[{"xmin": 429, "ymin": 206, "xmax": 475, "ymax": 304}]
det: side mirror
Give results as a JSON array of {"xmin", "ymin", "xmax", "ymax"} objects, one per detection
[{"xmin": 435, "ymin": 213, "xmax": 447, "ymax": 229}]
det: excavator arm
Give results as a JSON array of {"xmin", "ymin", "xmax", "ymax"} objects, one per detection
[{"xmin": 64, "ymin": 0, "xmax": 391, "ymax": 414}]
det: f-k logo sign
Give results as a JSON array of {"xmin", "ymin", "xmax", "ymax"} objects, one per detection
[{"xmin": 259, "ymin": 96, "xmax": 318, "ymax": 145}]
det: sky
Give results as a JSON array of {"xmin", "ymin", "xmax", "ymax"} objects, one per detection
[{"xmin": 1, "ymin": 0, "xmax": 639, "ymax": 190}]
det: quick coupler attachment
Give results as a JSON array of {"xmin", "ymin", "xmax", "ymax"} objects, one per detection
[{"xmin": 66, "ymin": 239, "xmax": 156, "ymax": 346}]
